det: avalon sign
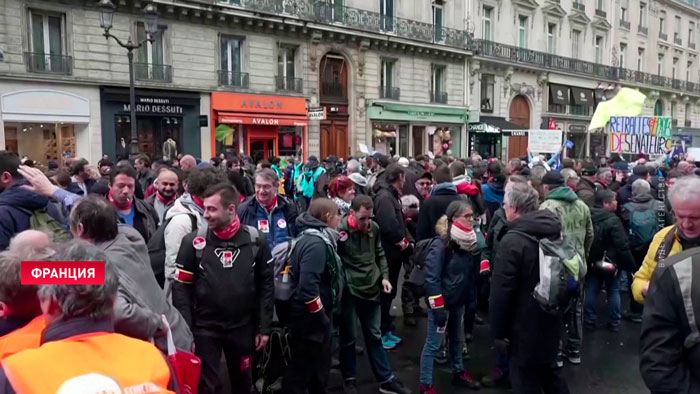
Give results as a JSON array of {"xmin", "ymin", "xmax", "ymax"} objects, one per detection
[{"xmin": 308, "ymin": 107, "xmax": 326, "ymax": 120}]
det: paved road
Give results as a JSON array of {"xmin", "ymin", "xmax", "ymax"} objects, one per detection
[{"xmin": 327, "ymin": 294, "xmax": 647, "ymax": 394}]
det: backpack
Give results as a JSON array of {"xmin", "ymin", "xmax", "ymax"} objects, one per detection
[
  {"xmin": 15, "ymin": 206, "xmax": 71, "ymax": 243},
  {"xmin": 147, "ymin": 212, "xmax": 197, "ymax": 288},
  {"xmin": 254, "ymin": 325, "xmax": 290, "ymax": 393},
  {"xmin": 512, "ymin": 231, "xmax": 587, "ymax": 315},
  {"xmin": 271, "ymin": 238, "xmax": 300, "ymax": 302},
  {"xmin": 406, "ymin": 237, "xmax": 439, "ymax": 288},
  {"xmin": 626, "ymin": 203, "xmax": 657, "ymax": 247}
]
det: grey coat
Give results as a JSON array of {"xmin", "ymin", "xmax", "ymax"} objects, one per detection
[{"xmin": 96, "ymin": 225, "xmax": 193, "ymax": 351}]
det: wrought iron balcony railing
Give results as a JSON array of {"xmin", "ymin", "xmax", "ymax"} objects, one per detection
[
  {"xmin": 659, "ymin": 32, "xmax": 668, "ymax": 41},
  {"xmin": 675, "ymin": 36, "xmax": 683, "ymax": 45},
  {"xmin": 690, "ymin": 42, "xmax": 697, "ymax": 50},
  {"xmin": 218, "ymin": 71, "xmax": 250, "ymax": 88},
  {"xmin": 595, "ymin": 9, "xmax": 607, "ymax": 18},
  {"xmin": 275, "ymin": 76, "xmax": 303, "ymax": 93},
  {"xmin": 620, "ymin": 20, "xmax": 631, "ymax": 29},
  {"xmin": 321, "ymin": 80, "xmax": 347, "ymax": 100},
  {"xmin": 430, "ymin": 90, "xmax": 448, "ymax": 104},
  {"xmin": 380, "ymin": 85, "xmax": 400, "ymax": 100},
  {"xmin": 134, "ymin": 63, "xmax": 172, "ymax": 82},
  {"xmin": 24, "ymin": 52, "xmax": 72, "ymax": 75},
  {"xmin": 639, "ymin": 25, "xmax": 649, "ymax": 35},
  {"xmin": 573, "ymin": 2, "xmax": 586, "ymax": 11}
]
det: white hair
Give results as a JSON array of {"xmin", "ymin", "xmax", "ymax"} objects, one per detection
[
  {"xmin": 346, "ymin": 159, "xmax": 361, "ymax": 174},
  {"xmin": 669, "ymin": 176, "xmax": 700, "ymax": 205},
  {"xmin": 631, "ymin": 179, "xmax": 651, "ymax": 197}
]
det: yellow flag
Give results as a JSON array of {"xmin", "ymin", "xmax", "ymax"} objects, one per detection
[{"xmin": 588, "ymin": 88, "xmax": 647, "ymax": 130}]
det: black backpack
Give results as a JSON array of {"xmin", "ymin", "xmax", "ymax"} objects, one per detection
[
  {"xmin": 147, "ymin": 212, "xmax": 197, "ymax": 288},
  {"xmin": 406, "ymin": 237, "xmax": 440, "ymax": 288}
]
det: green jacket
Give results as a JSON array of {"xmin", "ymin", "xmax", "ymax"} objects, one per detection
[
  {"xmin": 337, "ymin": 216, "xmax": 388, "ymax": 301},
  {"xmin": 539, "ymin": 186, "xmax": 594, "ymax": 260}
]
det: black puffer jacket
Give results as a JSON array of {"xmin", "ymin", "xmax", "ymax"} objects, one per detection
[
  {"xmin": 482, "ymin": 207, "xmax": 507, "ymax": 268},
  {"xmin": 373, "ymin": 182, "xmax": 411, "ymax": 261},
  {"xmin": 424, "ymin": 235, "xmax": 476, "ymax": 310},
  {"xmin": 589, "ymin": 207, "xmax": 636, "ymax": 272},
  {"xmin": 490, "ymin": 210, "xmax": 563, "ymax": 365},
  {"xmin": 416, "ymin": 183, "xmax": 462, "ymax": 242}
]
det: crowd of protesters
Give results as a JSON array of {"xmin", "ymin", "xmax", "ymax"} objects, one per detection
[{"xmin": 0, "ymin": 145, "xmax": 699, "ymax": 394}]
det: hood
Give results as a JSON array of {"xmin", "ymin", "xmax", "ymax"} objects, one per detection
[
  {"xmin": 455, "ymin": 182, "xmax": 479, "ymax": 196},
  {"xmin": 430, "ymin": 182, "xmax": 457, "ymax": 196},
  {"xmin": 295, "ymin": 211, "xmax": 328, "ymax": 233},
  {"xmin": 348, "ymin": 172, "xmax": 368, "ymax": 188},
  {"xmin": 545, "ymin": 186, "xmax": 579, "ymax": 202},
  {"xmin": 631, "ymin": 193, "xmax": 653, "ymax": 203},
  {"xmin": 591, "ymin": 207, "xmax": 617, "ymax": 226},
  {"xmin": 483, "ymin": 181, "xmax": 505, "ymax": 203},
  {"xmin": 0, "ymin": 182, "xmax": 50, "ymax": 210},
  {"xmin": 507, "ymin": 210, "xmax": 562, "ymax": 239},
  {"xmin": 165, "ymin": 193, "xmax": 203, "ymax": 220},
  {"xmin": 374, "ymin": 180, "xmax": 398, "ymax": 197}
]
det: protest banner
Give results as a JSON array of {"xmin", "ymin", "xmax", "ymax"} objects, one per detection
[
  {"xmin": 608, "ymin": 116, "xmax": 673, "ymax": 155},
  {"xmin": 528, "ymin": 130, "xmax": 563, "ymax": 153}
]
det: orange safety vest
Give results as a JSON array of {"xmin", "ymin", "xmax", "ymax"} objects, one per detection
[
  {"xmin": 2, "ymin": 331, "xmax": 173, "ymax": 394},
  {"xmin": 0, "ymin": 315, "xmax": 46, "ymax": 361}
]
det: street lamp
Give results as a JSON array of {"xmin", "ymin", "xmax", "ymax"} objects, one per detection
[{"xmin": 98, "ymin": 0, "xmax": 159, "ymax": 157}]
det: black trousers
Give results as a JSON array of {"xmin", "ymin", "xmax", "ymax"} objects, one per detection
[
  {"xmin": 509, "ymin": 359, "xmax": 570, "ymax": 394},
  {"xmin": 381, "ymin": 252, "xmax": 406, "ymax": 334},
  {"xmin": 194, "ymin": 324, "xmax": 255, "ymax": 394},
  {"xmin": 282, "ymin": 317, "xmax": 332, "ymax": 394}
]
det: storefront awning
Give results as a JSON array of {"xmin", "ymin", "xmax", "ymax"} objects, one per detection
[
  {"xmin": 571, "ymin": 87, "xmax": 594, "ymax": 106},
  {"xmin": 549, "ymin": 84, "xmax": 571, "ymax": 106},
  {"xmin": 469, "ymin": 116, "xmax": 527, "ymax": 134},
  {"xmin": 368, "ymin": 102, "xmax": 469, "ymax": 124},
  {"xmin": 218, "ymin": 113, "xmax": 308, "ymax": 127}
]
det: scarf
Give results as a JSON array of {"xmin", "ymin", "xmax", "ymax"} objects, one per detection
[
  {"xmin": 348, "ymin": 212, "xmax": 359, "ymax": 231},
  {"xmin": 108, "ymin": 190, "xmax": 133, "ymax": 211},
  {"xmin": 261, "ymin": 195, "xmax": 278, "ymax": 212},
  {"xmin": 450, "ymin": 221, "xmax": 478, "ymax": 251},
  {"xmin": 156, "ymin": 191, "xmax": 177, "ymax": 204},
  {"xmin": 212, "ymin": 216, "xmax": 241, "ymax": 240},
  {"xmin": 334, "ymin": 197, "xmax": 351, "ymax": 215},
  {"xmin": 192, "ymin": 195, "xmax": 205, "ymax": 210}
]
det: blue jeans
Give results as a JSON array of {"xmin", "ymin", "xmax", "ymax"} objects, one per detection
[
  {"xmin": 420, "ymin": 306, "xmax": 465, "ymax": 385},
  {"xmin": 339, "ymin": 292, "xmax": 394, "ymax": 384},
  {"xmin": 584, "ymin": 272, "xmax": 621, "ymax": 327}
]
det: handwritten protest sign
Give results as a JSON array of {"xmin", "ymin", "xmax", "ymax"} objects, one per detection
[
  {"xmin": 528, "ymin": 130, "xmax": 563, "ymax": 153},
  {"xmin": 608, "ymin": 116, "xmax": 673, "ymax": 155}
]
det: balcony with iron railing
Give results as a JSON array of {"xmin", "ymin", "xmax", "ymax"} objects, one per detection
[
  {"xmin": 659, "ymin": 32, "xmax": 668, "ymax": 41},
  {"xmin": 639, "ymin": 25, "xmax": 649, "ymax": 35},
  {"xmin": 275, "ymin": 76, "xmax": 303, "ymax": 93},
  {"xmin": 430, "ymin": 90, "xmax": 448, "ymax": 104},
  {"xmin": 321, "ymin": 80, "xmax": 347, "ymax": 102},
  {"xmin": 218, "ymin": 71, "xmax": 249, "ymax": 88},
  {"xmin": 573, "ymin": 2, "xmax": 586, "ymax": 11},
  {"xmin": 620, "ymin": 19, "xmax": 631, "ymax": 29},
  {"xmin": 135, "ymin": 63, "xmax": 172, "ymax": 82},
  {"xmin": 691, "ymin": 42, "xmax": 697, "ymax": 50},
  {"xmin": 595, "ymin": 9, "xmax": 607, "ymax": 18},
  {"xmin": 675, "ymin": 35, "xmax": 683, "ymax": 45},
  {"xmin": 24, "ymin": 52, "xmax": 72, "ymax": 75},
  {"xmin": 380, "ymin": 85, "xmax": 400, "ymax": 100}
]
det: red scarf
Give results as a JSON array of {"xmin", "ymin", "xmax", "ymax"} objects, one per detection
[
  {"xmin": 192, "ymin": 195, "xmax": 205, "ymax": 210},
  {"xmin": 108, "ymin": 190, "xmax": 133, "ymax": 211},
  {"xmin": 453, "ymin": 220, "xmax": 473, "ymax": 233},
  {"xmin": 348, "ymin": 213, "xmax": 359, "ymax": 230},
  {"xmin": 212, "ymin": 216, "xmax": 241, "ymax": 240},
  {"xmin": 156, "ymin": 191, "xmax": 177, "ymax": 204},
  {"xmin": 260, "ymin": 195, "xmax": 278, "ymax": 212}
]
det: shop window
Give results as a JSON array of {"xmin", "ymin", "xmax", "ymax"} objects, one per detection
[
  {"xmin": 276, "ymin": 45, "xmax": 300, "ymax": 92},
  {"xmin": 135, "ymin": 22, "xmax": 169, "ymax": 81},
  {"xmin": 27, "ymin": 9, "xmax": 68, "ymax": 74},
  {"xmin": 373, "ymin": 122, "xmax": 397, "ymax": 156},
  {"xmin": 215, "ymin": 123, "xmax": 240, "ymax": 156},
  {"xmin": 412, "ymin": 126, "xmax": 425, "ymax": 157},
  {"xmin": 480, "ymin": 74, "xmax": 494, "ymax": 113},
  {"xmin": 3, "ymin": 123, "xmax": 75, "ymax": 164},
  {"xmin": 430, "ymin": 126, "xmax": 460, "ymax": 157},
  {"xmin": 220, "ymin": 36, "xmax": 246, "ymax": 88},
  {"xmin": 570, "ymin": 104, "xmax": 590, "ymax": 116},
  {"xmin": 431, "ymin": 65, "xmax": 447, "ymax": 103},
  {"xmin": 277, "ymin": 126, "xmax": 303, "ymax": 158},
  {"xmin": 399, "ymin": 125, "xmax": 409, "ymax": 157},
  {"xmin": 116, "ymin": 115, "xmax": 182, "ymax": 159}
]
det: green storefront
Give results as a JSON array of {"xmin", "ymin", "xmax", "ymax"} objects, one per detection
[
  {"xmin": 367, "ymin": 102, "xmax": 469, "ymax": 158},
  {"xmin": 100, "ymin": 87, "xmax": 201, "ymax": 160}
]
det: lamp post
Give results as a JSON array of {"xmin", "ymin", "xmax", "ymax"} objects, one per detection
[{"xmin": 98, "ymin": 0, "xmax": 159, "ymax": 157}]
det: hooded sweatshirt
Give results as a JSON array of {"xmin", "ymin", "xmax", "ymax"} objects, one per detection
[
  {"xmin": 482, "ymin": 180, "xmax": 505, "ymax": 222},
  {"xmin": 163, "ymin": 194, "xmax": 207, "ymax": 283},
  {"xmin": 0, "ymin": 182, "xmax": 63, "ymax": 251},
  {"xmin": 416, "ymin": 183, "xmax": 461, "ymax": 242},
  {"xmin": 540, "ymin": 186, "xmax": 594, "ymax": 260}
]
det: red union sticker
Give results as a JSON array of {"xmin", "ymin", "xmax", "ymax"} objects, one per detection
[{"xmin": 21, "ymin": 261, "xmax": 105, "ymax": 285}]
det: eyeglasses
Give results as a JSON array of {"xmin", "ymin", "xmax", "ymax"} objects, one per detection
[{"xmin": 460, "ymin": 212, "xmax": 474, "ymax": 220}]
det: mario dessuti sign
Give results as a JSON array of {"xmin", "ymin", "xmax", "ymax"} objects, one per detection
[{"xmin": 608, "ymin": 116, "xmax": 673, "ymax": 155}]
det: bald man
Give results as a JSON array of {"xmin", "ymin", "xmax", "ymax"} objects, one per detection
[
  {"xmin": 145, "ymin": 168, "xmax": 180, "ymax": 225},
  {"xmin": 179, "ymin": 155, "xmax": 197, "ymax": 171},
  {"xmin": 8, "ymin": 230, "xmax": 52, "ymax": 257}
]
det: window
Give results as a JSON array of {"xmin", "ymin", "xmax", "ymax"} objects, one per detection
[
  {"xmin": 480, "ymin": 74, "xmax": 495, "ymax": 113},
  {"xmin": 637, "ymin": 47, "xmax": 645, "ymax": 71},
  {"xmin": 618, "ymin": 42, "xmax": 626, "ymax": 67},
  {"xmin": 276, "ymin": 45, "xmax": 297, "ymax": 91},
  {"xmin": 659, "ymin": 11, "xmax": 666, "ymax": 36},
  {"xmin": 597, "ymin": 0, "xmax": 604, "ymax": 10},
  {"xmin": 621, "ymin": 7, "xmax": 628, "ymax": 21},
  {"xmin": 380, "ymin": 59, "xmax": 397, "ymax": 99},
  {"xmin": 431, "ymin": 65, "xmax": 447, "ymax": 103},
  {"xmin": 688, "ymin": 61, "xmax": 693, "ymax": 81},
  {"xmin": 657, "ymin": 53, "xmax": 664, "ymax": 75},
  {"xmin": 654, "ymin": 99, "xmax": 664, "ymax": 116},
  {"xmin": 671, "ymin": 101, "xmax": 677, "ymax": 121},
  {"xmin": 220, "ymin": 36, "xmax": 244, "ymax": 87},
  {"xmin": 596, "ymin": 36, "xmax": 605, "ymax": 64},
  {"xmin": 672, "ymin": 57, "xmax": 678, "ymax": 79},
  {"xmin": 28, "ymin": 9, "xmax": 67, "ymax": 73},
  {"xmin": 675, "ymin": 16, "xmax": 682, "ymax": 42},
  {"xmin": 433, "ymin": 3, "xmax": 444, "ymax": 42},
  {"xmin": 483, "ymin": 6, "xmax": 493, "ymax": 41},
  {"xmin": 136, "ymin": 23, "xmax": 168, "ymax": 80},
  {"xmin": 572, "ymin": 29, "xmax": 581, "ymax": 59},
  {"xmin": 685, "ymin": 103, "xmax": 692, "ymax": 126},
  {"xmin": 547, "ymin": 23, "xmax": 557, "ymax": 54},
  {"xmin": 518, "ymin": 15, "xmax": 528, "ymax": 48},
  {"xmin": 690, "ymin": 22, "xmax": 695, "ymax": 46},
  {"xmin": 639, "ymin": 2, "xmax": 647, "ymax": 28},
  {"xmin": 380, "ymin": 0, "xmax": 394, "ymax": 32}
]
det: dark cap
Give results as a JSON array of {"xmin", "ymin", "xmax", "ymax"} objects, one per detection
[
  {"xmin": 633, "ymin": 165, "xmax": 650, "ymax": 176},
  {"xmin": 541, "ymin": 171, "xmax": 565, "ymax": 186},
  {"xmin": 323, "ymin": 155, "xmax": 338, "ymax": 163},
  {"xmin": 581, "ymin": 160, "xmax": 597, "ymax": 176},
  {"xmin": 417, "ymin": 170, "xmax": 433, "ymax": 180}
]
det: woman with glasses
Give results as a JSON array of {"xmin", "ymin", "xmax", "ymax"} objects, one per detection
[{"xmin": 419, "ymin": 200, "xmax": 481, "ymax": 394}]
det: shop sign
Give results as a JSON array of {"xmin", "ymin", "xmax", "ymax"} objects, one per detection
[
  {"xmin": 308, "ymin": 107, "xmax": 326, "ymax": 120},
  {"xmin": 251, "ymin": 118, "xmax": 280, "ymax": 125},
  {"xmin": 609, "ymin": 116, "xmax": 673, "ymax": 155},
  {"xmin": 469, "ymin": 123, "xmax": 500, "ymax": 134},
  {"xmin": 528, "ymin": 129, "xmax": 563, "ymax": 153},
  {"xmin": 123, "ymin": 102, "xmax": 184, "ymax": 115},
  {"xmin": 241, "ymin": 98, "xmax": 284, "ymax": 110},
  {"xmin": 568, "ymin": 124, "xmax": 588, "ymax": 133}
]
